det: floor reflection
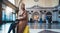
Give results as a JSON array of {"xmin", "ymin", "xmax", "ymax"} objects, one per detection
[
  {"xmin": 28, "ymin": 23, "xmax": 60, "ymax": 29},
  {"xmin": 38, "ymin": 30, "xmax": 59, "ymax": 33},
  {"xmin": 0, "ymin": 23, "xmax": 12, "ymax": 33},
  {"xmin": 0, "ymin": 22, "xmax": 60, "ymax": 33}
]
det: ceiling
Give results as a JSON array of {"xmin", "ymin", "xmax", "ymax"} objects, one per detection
[{"xmin": 15, "ymin": 0, "xmax": 59, "ymax": 8}]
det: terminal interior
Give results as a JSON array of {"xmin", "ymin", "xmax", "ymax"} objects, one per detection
[{"xmin": 0, "ymin": 0, "xmax": 60, "ymax": 33}]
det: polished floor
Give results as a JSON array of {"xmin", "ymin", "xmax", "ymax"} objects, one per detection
[
  {"xmin": 0, "ymin": 22, "xmax": 60, "ymax": 33},
  {"xmin": 0, "ymin": 23, "xmax": 12, "ymax": 33},
  {"xmin": 29, "ymin": 29, "xmax": 60, "ymax": 33},
  {"xmin": 29, "ymin": 23, "xmax": 60, "ymax": 33},
  {"xmin": 28, "ymin": 23, "xmax": 60, "ymax": 29},
  {"xmin": 38, "ymin": 30, "xmax": 59, "ymax": 33}
]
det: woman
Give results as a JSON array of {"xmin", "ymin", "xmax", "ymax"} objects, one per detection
[{"xmin": 17, "ymin": 3, "xmax": 28, "ymax": 33}]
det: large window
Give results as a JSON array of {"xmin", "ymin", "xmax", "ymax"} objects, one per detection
[{"xmin": 2, "ymin": 4, "xmax": 16, "ymax": 21}]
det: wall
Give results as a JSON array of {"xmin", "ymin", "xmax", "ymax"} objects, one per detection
[{"xmin": 23, "ymin": 0, "xmax": 59, "ymax": 8}]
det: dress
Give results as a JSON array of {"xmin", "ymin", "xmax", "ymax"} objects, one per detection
[{"xmin": 17, "ymin": 10, "xmax": 28, "ymax": 33}]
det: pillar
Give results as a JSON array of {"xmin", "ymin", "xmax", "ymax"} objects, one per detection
[
  {"xmin": 52, "ymin": 10, "xmax": 58, "ymax": 23},
  {"xmin": 41, "ymin": 11, "xmax": 46, "ymax": 23},
  {"xmin": 0, "ymin": 0, "xmax": 2, "ymax": 24}
]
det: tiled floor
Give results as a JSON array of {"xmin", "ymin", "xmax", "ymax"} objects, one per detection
[
  {"xmin": 39, "ymin": 30, "xmax": 59, "ymax": 33},
  {"xmin": 28, "ymin": 23, "xmax": 60, "ymax": 29},
  {"xmin": 0, "ymin": 22, "xmax": 60, "ymax": 33},
  {"xmin": 0, "ymin": 23, "xmax": 12, "ymax": 33},
  {"xmin": 29, "ymin": 29, "xmax": 60, "ymax": 33}
]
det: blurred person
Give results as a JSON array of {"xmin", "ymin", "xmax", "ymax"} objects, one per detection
[
  {"xmin": 48, "ymin": 17, "xmax": 52, "ymax": 23},
  {"xmin": 46, "ymin": 16, "xmax": 48, "ymax": 24},
  {"xmin": 17, "ymin": 3, "xmax": 29, "ymax": 33},
  {"xmin": 8, "ymin": 2, "xmax": 29, "ymax": 33},
  {"xmin": 8, "ymin": 20, "xmax": 19, "ymax": 33},
  {"xmin": 30, "ymin": 18, "xmax": 33, "ymax": 23},
  {"xmin": 39, "ymin": 18, "xmax": 42, "ymax": 24}
]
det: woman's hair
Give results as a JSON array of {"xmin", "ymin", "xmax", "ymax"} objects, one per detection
[{"xmin": 19, "ymin": 2, "xmax": 25, "ymax": 11}]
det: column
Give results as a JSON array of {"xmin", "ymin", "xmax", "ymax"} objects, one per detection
[
  {"xmin": 15, "ymin": 9, "xmax": 19, "ymax": 19},
  {"xmin": 27, "ymin": 10, "xmax": 32, "ymax": 21},
  {"xmin": 0, "ymin": 0, "xmax": 2, "ymax": 24},
  {"xmin": 39, "ymin": 10, "xmax": 42, "ymax": 18},
  {"xmin": 52, "ymin": 10, "xmax": 58, "ymax": 23},
  {"xmin": 42, "ymin": 14, "xmax": 45, "ymax": 22},
  {"xmin": 41, "ymin": 11, "xmax": 46, "ymax": 22},
  {"xmin": 39, "ymin": 10, "xmax": 42, "ymax": 22}
]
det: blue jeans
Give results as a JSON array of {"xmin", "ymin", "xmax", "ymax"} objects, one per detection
[
  {"xmin": 8, "ymin": 23, "xmax": 17, "ymax": 33},
  {"xmin": 8, "ymin": 27, "xmax": 15, "ymax": 33}
]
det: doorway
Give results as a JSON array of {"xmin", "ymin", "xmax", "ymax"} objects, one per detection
[
  {"xmin": 46, "ymin": 12, "xmax": 52, "ymax": 23},
  {"xmin": 32, "ymin": 12, "xmax": 39, "ymax": 23}
]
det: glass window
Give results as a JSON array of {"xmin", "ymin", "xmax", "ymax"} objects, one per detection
[
  {"xmin": 2, "ymin": 4, "xmax": 16, "ymax": 21},
  {"xmin": 2, "ymin": 10, "xmax": 6, "ymax": 21}
]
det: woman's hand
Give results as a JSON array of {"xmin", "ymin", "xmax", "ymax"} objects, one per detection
[{"xmin": 18, "ymin": 10, "xmax": 27, "ymax": 20}]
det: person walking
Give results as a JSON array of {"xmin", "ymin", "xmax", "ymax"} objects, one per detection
[
  {"xmin": 17, "ymin": 3, "xmax": 28, "ymax": 33},
  {"xmin": 39, "ymin": 18, "xmax": 42, "ymax": 24},
  {"xmin": 46, "ymin": 16, "xmax": 48, "ymax": 24},
  {"xmin": 8, "ymin": 19, "xmax": 19, "ymax": 33}
]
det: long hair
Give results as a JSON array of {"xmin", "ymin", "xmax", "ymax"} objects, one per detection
[{"xmin": 19, "ymin": 2, "xmax": 25, "ymax": 11}]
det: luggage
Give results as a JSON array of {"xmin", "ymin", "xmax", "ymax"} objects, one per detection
[{"xmin": 23, "ymin": 25, "xmax": 29, "ymax": 33}]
